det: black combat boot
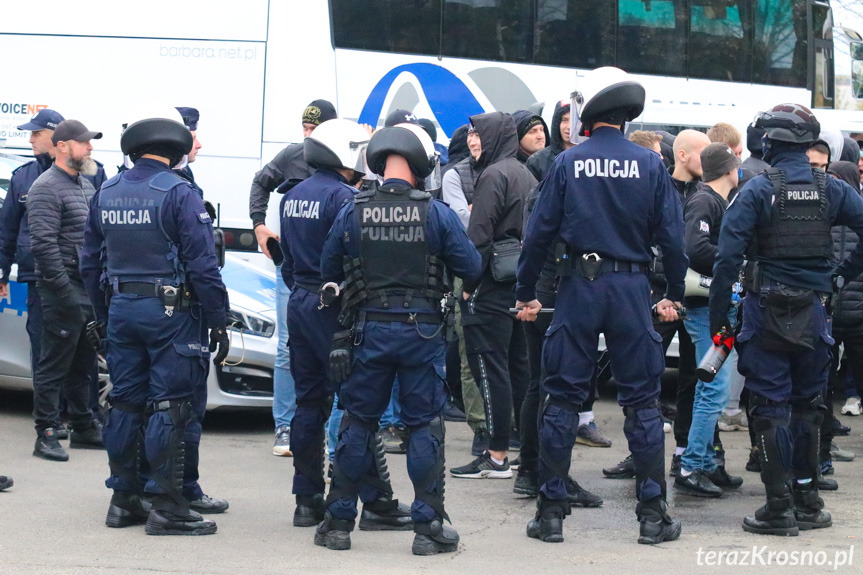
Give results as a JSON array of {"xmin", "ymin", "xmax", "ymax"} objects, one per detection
[
  {"xmin": 637, "ymin": 498, "xmax": 682, "ymax": 545},
  {"xmin": 793, "ymin": 485, "xmax": 832, "ymax": 530},
  {"xmin": 314, "ymin": 512, "xmax": 353, "ymax": 550},
  {"xmin": 413, "ymin": 518, "xmax": 459, "ymax": 555},
  {"xmin": 106, "ymin": 491, "xmax": 150, "ymax": 528},
  {"xmin": 526, "ymin": 496, "xmax": 568, "ymax": 543},
  {"xmin": 359, "ymin": 498, "xmax": 413, "ymax": 531},
  {"xmin": 145, "ymin": 506, "xmax": 217, "ymax": 536},
  {"xmin": 294, "ymin": 493, "xmax": 326, "ymax": 527},
  {"xmin": 742, "ymin": 484, "xmax": 798, "ymax": 536}
]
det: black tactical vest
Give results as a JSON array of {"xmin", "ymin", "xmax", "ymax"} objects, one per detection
[
  {"xmin": 754, "ymin": 168, "xmax": 831, "ymax": 261},
  {"xmin": 454, "ymin": 158, "xmax": 475, "ymax": 205},
  {"xmin": 355, "ymin": 184, "xmax": 431, "ymax": 303}
]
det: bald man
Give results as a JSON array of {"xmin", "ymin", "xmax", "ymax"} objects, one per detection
[{"xmin": 672, "ymin": 129, "xmax": 711, "ymax": 186}]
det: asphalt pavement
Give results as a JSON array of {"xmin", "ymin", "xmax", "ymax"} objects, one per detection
[{"xmin": 1, "ymin": 387, "xmax": 861, "ymax": 575}]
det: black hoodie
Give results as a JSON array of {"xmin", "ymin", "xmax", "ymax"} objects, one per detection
[
  {"xmin": 464, "ymin": 111, "xmax": 537, "ymax": 292},
  {"xmin": 526, "ymin": 101, "xmax": 570, "ymax": 181},
  {"xmin": 829, "ymin": 161, "xmax": 863, "ymax": 331}
]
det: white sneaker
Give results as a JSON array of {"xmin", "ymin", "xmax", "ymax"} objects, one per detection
[
  {"xmin": 841, "ymin": 397, "xmax": 862, "ymax": 416},
  {"xmin": 718, "ymin": 411, "xmax": 749, "ymax": 431},
  {"xmin": 663, "ymin": 422, "xmax": 672, "ymax": 434}
]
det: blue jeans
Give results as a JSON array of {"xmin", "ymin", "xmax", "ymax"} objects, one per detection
[
  {"xmin": 327, "ymin": 393, "xmax": 343, "ymax": 461},
  {"xmin": 273, "ymin": 266, "xmax": 296, "ymax": 429},
  {"xmin": 682, "ymin": 305, "xmax": 737, "ymax": 472},
  {"xmin": 380, "ymin": 378, "xmax": 403, "ymax": 428}
]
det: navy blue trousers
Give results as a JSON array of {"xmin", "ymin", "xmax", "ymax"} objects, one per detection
[
  {"xmin": 328, "ymin": 321, "xmax": 448, "ymax": 524},
  {"xmin": 539, "ymin": 272, "xmax": 666, "ymax": 503}
]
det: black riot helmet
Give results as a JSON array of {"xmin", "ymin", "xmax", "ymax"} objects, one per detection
[
  {"xmin": 755, "ymin": 103, "xmax": 820, "ymax": 144},
  {"xmin": 121, "ymin": 107, "xmax": 193, "ymax": 168},
  {"xmin": 366, "ymin": 124, "xmax": 437, "ymax": 179}
]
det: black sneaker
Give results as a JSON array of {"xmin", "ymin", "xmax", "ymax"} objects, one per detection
[
  {"xmin": 602, "ymin": 454, "xmax": 635, "ymax": 479},
  {"xmin": 746, "ymin": 446, "xmax": 762, "ymax": 473},
  {"xmin": 513, "ymin": 470, "xmax": 539, "ymax": 497},
  {"xmin": 831, "ymin": 419, "xmax": 851, "ymax": 437},
  {"xmin": 272, "ymin": 425, "xmax": 292, "ymax": 457},
  {"xmin": 674, "ymin": 469, "xmax": 722, "ymax": 498},
  {"xmin": 379, "ymin": 426, "xmax": 407, "ymax": 454},
  {"xmin": 70, "ymin": 420, "xmax": 104, "ymax": 449},
  {"xmin": 450, "ymin": 451, "xmax": 512, "ymax": 479},
  {"xmin": 0, "ymin": 475, "xmax": 14, "ymax": 491},
  {"xmin": 706, "ymin": 466, "xmax": 743, "ymax": 489},
  {"xmin": 442, "ymin": 401, "xmax": 467, "ymax": 422},
  {"xmin": 359, "ymin": 499, "xmax": 413, "ymax": 531},
  {"xmin": 54, "ymin": 424, "xmax": 69, "ymax": 440},
  {"xmin": 509, "ymin": 433, "xmax": 522, "ymax": 451},
  {"xmin": 314, "ymin": 512, "xmax": 353, "ymax": 550},
  {"xmin": 189, "ymin": 494, "xmax": 229, "ymax": 514},
  {"xmin": 413, "ymin": 520, "xmax": 459, "ymax": 555},
  {"xmin": 294, "ymin": 493, "xmax": 326, "ymax": 527},
  {"xmin": 145, "ymin": 509, "xmax": 217, "ymax": 536},
  {"xmin": 566, "ymin": 477, "xmax": 603, "ymax": 508},
  {"xmin": 34, "ymin": 428, "xmax": 69, "ymax": 461},
  {"xmin": 106, "ymin": 492, "xmax": 150, "ymax": 528},
  {"xmin": 669, "ymin": 454, "xmax": 682, "ymax": 478},
  {"xmin": 471, "ymin": 428, "xmax": 489, "ymax": 457}
]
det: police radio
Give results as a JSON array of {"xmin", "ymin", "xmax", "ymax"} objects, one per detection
[{"xmin": 695, "ymin": 327, "xmax": 737, "ymax": 383}]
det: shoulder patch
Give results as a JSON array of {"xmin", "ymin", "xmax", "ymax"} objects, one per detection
[
  {"xmin": 699, "ymin": 220, "xmax": 710, "ymax": 233},
  {"xmin": 197, "ymin": 212, "xmax": 212, "ymax": 224}
]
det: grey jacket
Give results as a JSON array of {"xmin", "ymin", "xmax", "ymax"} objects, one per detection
[
  {"xmin": 248, "ymin": 143, "xmax": 314, "ymax": 224},
  {"xmin": 27, "ymin": 164, "xmax": 95, "ymax": 300}
]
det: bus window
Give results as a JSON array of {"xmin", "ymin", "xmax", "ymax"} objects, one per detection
[
  {"xmin": 689, "ymin": 0, "xmax": 750, "ymax": 82},
  {"xmin": 331, "ymin": 0, "xmax": 441, "ymax": 56},
  {"xmin": 533, "ymin": 0, "xmax": 616, "ymax": 69},
  {"xmin": 442, "ymin": 0, "xmax": 534, "ymax": 63},
  {"xmin": 751, "ymin": 0, "xmax": 807, "ymax": 88},
  {"xmin": 617, "ymin": 0, "xmax": 687, "ymax": 77},
  {"xmin": 852, "ymin": 43, "xmax": 863, "ymax": 99}
]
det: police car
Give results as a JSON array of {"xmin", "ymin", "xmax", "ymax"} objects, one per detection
[{"xmin": 0, "ymin": 160, "xmax": 277, "ymax": 409}]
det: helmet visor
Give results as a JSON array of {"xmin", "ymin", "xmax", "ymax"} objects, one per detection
[
  {"xmin": 570, "ymin": 90, "xmax": 584, "ymax": 143},
  {"xmin": 423, "ymin": 151, "xmax": 442, "ymax": 192}
]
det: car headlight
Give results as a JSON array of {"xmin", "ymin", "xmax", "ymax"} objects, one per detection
[{"xmin": 227, "ymin": 306, "xmax": 275, "ymax": 338}]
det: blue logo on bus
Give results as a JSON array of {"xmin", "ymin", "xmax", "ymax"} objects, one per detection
[{"xmin": 358, "ymin": 63, "xmax": 485, "ymax": 138}]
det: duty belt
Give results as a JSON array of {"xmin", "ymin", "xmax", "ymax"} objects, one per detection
[
  {"xmin": 362, "ymin": 311, "xmax": 442, "ymax": 324},
  {"xmin": 574, "ymin": 252, "xmax": 648, "ymax": 281},
  {"xmin": 116, "ymin": 282, "xmax": 160, "ymax": 297},
  {"xmin": 294, "ymin": 280, "xmax": 322, "ymax": 294}
]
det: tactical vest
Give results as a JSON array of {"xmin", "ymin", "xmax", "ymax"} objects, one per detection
[
  {"xmin": 454, "ymin": 158, "xmax": 475, "ymax": 205},
  {"xmin": 98, "ymin": 172, "xmax": 186, "ymax": 287},
  {"xmin": 339, "ymin": 183, "xmax": 447, "ymax": 325},
  {"xmin": 754, "ymin": 168, "xmax": 831, "ymax": 261}
]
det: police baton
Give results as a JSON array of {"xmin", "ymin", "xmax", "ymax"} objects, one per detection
[{"xmin": 508, "ymin": 307, "xmax": 554, "ymax": 314}]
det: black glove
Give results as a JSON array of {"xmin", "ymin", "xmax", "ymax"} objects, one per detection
[
  {"xmin": 209, "ymin": 327, "xmax": 230, "ymax": 365},
  {"xmin": 329, "ymin": 329, "xmax": 353, "ymax": 384},
  {"xmin": 85, "ymin": 321, "xmax": 107, "ymax": 353}
]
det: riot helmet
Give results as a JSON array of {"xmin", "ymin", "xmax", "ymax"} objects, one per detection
[
  {"xmin": 366, "ymin": 123, "xmax": 439, "ymax": 189},
  {"xmin": 121, "ymin": 107, "xmax": 193, "ymax": 168},
  {"xmin": 754, "ymin": 104, "xmax": 820, "ymax": 144},
  {"xmin": 304, "ymin": 119, "xmax": 370, "ymax": 182},
  {"xmin": 570, "ymin": 67, "xmax": 645, "ymax": 139}
]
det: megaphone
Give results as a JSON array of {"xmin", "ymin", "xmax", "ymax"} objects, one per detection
[{"xmin": 684, "ymin": 268, "xmax": 712, "ymax": 297}]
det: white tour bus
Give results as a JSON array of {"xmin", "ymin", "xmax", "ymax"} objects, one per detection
[{"xmin": 1, "ymin": 0, "xmax": 862, "ymax": 247}]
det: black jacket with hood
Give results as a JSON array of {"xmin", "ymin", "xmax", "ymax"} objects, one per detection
[
  {"xmin": 526, "ymin": 101, "xmax": 569, "ymax": 181},
  {"xmin": 829, "ymin": 161, "xmax": 863, "ymax": 332},
  {"xmin": 464, "ymin": 111, "xmax": 537, "ymax": 293}
]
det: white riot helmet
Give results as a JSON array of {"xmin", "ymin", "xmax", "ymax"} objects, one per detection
[
  {"xmin": 366, "ymin": 123, "xmax": 440, "ymax": 190},
  {"xmin": 304, "ymin": 119, "xmax": 370, "ymax": 181},
  {"xmin": 570, "ymin": 67, "xmax": 645, "ymax": 140},
  {"xmin": 121, "ymin": 106, "xmax": 193, "ymax": 169}
]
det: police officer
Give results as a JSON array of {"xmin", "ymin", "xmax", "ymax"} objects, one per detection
[
  {"xmin": 516, "ymin": 67, "xmax": 687, "ymax": 545},
  {"xmin": 316, "ymin": 124, "xmax": 481, "ymax": 554},
  {"xmin": 709, "ymin": 103, "xmax": 863, "ymax": 536},
  {"xmin": 80, "ymin": 108, "xmax": 230, "ymax": 536},
  {"xmin": 173, "ymin": 107, "xmax": 204, "ymax": 197},
  {"xmin": 279, "ymin": 118, "xmax": 411, "ymax": 530}
]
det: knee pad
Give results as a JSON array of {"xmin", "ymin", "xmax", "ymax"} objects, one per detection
[
  {"xmin": 748, "ymin": 394, "xmax": 792, "ymax": 486},
  {"xmin": 406, "ymin": 417, "xmax": 448, "ymax": 522},
  {"xmin": 326, "ymin": 412, "xmax": 378, "ymax": 506}
]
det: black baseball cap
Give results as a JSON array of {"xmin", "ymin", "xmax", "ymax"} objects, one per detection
[
  {"xmin": 384, "ymin": 109, "xmax": 419, "ymax": 127},
  {"xmin": 51, "ymin": 120, "xmax": 103, "ymax": 145},
  {"xmin": 17, "ymin": 109, "xmax": 65, "ymax": 131}
]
